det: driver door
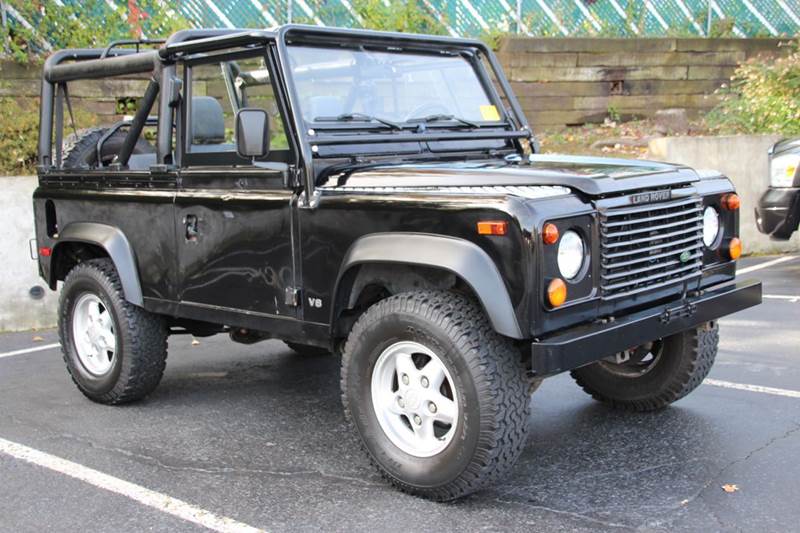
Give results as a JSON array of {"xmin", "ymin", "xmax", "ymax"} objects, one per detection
[{"xmin": 174, "ymin": 49, "xmax": 299, "ymax": 321}]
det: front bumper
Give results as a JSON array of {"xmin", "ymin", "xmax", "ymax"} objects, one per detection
[
  {"xmin": 755, "ymin": 187, "xmax": 800, "ymax": 240},
  {"xmin": 531, "ymin": 279, "xmax": 762, "ymax": 376}
]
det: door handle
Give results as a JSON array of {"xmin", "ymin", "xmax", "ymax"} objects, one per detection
[{"xmin": 184, "ymin": 214, "xmax": 199, "ymax": 241}]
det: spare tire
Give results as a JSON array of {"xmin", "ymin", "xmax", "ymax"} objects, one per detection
[{"xmin": 62, "ymin": 127, "xmax": 154, "ymax": 169}]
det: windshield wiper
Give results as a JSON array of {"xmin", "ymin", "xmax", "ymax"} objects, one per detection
[
  {"xmin": 314, "ymin": 112, "xmax": 402, "ymax": 130},
  {"xmin": 406, "ymin": 114, "xmax": 479, "ymax": 129}
]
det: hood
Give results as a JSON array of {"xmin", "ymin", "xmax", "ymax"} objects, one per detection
[{"xmin": 336, "ymin": 154, "xmax": 701, "ymax": 196}]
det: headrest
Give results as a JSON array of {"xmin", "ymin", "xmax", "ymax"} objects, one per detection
[{"xmin": 191, "ymin": 96, "xmax": 225, "ymax": 144}]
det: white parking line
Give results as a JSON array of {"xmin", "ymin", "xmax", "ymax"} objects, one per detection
[
  {"xmin": 0, "ymin": 437, "xmax": 264, "ymax": 533},
  {"xmin": 738, "ymin": 255, "xmax": 797, "ymax": 275},
  {"xmin": 763, "ymin": 294, "xmax": 800, "ymax": 303},
  {"xmin": 0, "ymin": 343, "xmax": 60, "ymax": 359},
  {"xmin": 704, "ymin": 378, "xmax": 800, "ymax": 399}
]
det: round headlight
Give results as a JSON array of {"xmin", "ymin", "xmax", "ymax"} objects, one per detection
[
  {"xmin": 557, "ymin": 230, "xmax": 585, "ymax": 280},
  {"xmin": 703, "ymin": 206, "xmax": 720, "ymax": 248}
]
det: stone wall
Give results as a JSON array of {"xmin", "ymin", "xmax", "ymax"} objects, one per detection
[
  {"xmin": 1, "ymin": 37, "xmax": 791, "ymax": 132},
  {"xmin": 496, "ymin": 37, "xmax": 790, "ymax": 130}
]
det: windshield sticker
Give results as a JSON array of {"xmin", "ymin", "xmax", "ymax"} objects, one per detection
[{"xmin": 479, "ymin": 105, "xmax": 500, "ymax": 121}]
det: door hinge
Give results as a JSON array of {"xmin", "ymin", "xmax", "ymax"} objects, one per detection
[{"xmin": 285, "ymin": 287, "xmax": 301, "ymax": 307}]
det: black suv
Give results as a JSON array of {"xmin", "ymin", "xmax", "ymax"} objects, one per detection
[
  {"xmin": 757, "ymin": 138, "xmax": 800, "ymax": 240},
  {"xmin": 33, "ymin": 26, "xmax": 761, "ymax": 500}
]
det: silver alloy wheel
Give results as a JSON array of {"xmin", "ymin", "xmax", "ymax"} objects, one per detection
[
  {"xmin": 598, "ymin": 340, "xmax": 664, "ymax": 378},
  {"xmin": 71, "ymin": 293, "xmax": 117, "ymax": 376},
  {"xmin": 370, "ymin": 341, "xmax": 459, "ymax": 458}
]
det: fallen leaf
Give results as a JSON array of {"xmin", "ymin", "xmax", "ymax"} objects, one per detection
[
  {"xmin": 722, "ymin": 484, "xmax": 739, "ymax": 493},
  {"xmin": 191, "ymin": 339, "xmax": 200, "ymax": 346},
  {"xmin": 32, "ymin": 336, "xmax": 44, "ymax": 342}
]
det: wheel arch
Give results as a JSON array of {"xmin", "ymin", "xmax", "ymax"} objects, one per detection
[
  {"xmin": 332, "ymin": 233, "xmax": 523, "ymax": 339},
  {"xmin": 52, "ymin": 222, "xmax": 144, "ymax": 307}
]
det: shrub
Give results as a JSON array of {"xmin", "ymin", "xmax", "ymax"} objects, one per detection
[
  {"xmin": 0, "ymin": 97, "xmax": 41, "ymax": 174},
  {"xmin": 1, "ymin": 0, "xmax": 188, "ymax": 64},
  {"xmin": 352, "ymin": 0, "xmax": 448, "ymax": 35},
  {"xmin": 706, "ymin": 44, "xmax": 800, "ymax": 135}
]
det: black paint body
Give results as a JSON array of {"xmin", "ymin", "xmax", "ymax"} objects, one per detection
[{"xmin": 33, "ymin": 26, "xmax": 761, "ymax": 375}]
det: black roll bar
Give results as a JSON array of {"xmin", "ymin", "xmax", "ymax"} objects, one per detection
[
  {"xmin": 100, "ymin": 38, "xmax": 166, "ymax": 59},
  {"xmin": 44, "ymin": 50, "xmax": 159, "ymax": 83},
  {"xmin": 38, "ymin": 48, "xmax": 141, "ymax": 167},
  {"xmin": 115, "ymin": 79, "xmax": 159, "ymax": 167}
]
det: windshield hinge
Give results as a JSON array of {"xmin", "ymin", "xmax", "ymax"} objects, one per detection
[
  {"xmin": 299, "ymin": 188, "xmax": 321, "ymax": 210},
  {"xmin": 284, "ymin": 287, "xmax": 301, "ymax": 307}
]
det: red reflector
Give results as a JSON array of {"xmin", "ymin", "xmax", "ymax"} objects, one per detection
[
  {"xmin": 477, "ymin": 221, "xmax": 508, "ymax": 236},
  {"xmin": 38, "ymin": 247, "xmax": 52, "ymax": 257}
]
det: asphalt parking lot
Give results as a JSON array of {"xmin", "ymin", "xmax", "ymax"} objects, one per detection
[{"xmin": 1, "ymin": 254, "xmax": 798, "ymax": 533}]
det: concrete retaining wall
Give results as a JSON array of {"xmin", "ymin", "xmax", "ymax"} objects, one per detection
[
  {"xmin": 0, "ymin": 176, "xmax": 58, "ymax": 331},
  {"xmin": 648, "ymin": 135, "xmax": 800, "ymax": 255}
]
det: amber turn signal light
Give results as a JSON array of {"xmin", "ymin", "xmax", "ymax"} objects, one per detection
[
  {"xmin": 542, "ymin": 223, "xmax": 559, "ymax": 245},
  {"xmin": 727, "ymin": 237, "xmax": 742, "ymax": 260},
  {"xmin": 721, "ymin": 193, "xmax": 741, "ymax": 211},
  {"xmin": 477, "ymin": 220, "xmax": 508, "ymax": 236},
  {"xmin": 547, "ymin": 278, "xmax": 567, "ymax": 307}
]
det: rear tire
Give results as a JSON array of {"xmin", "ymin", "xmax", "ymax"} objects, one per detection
[
  {"xmin": 59, "ymin": 259, "xmax": 168, "ymax": 404},
  {"xmin": 570, "ymin": 322, "xmax": 719, "ymax": 412},
  {"xmin": 340, "ymin": 290, "xmax": 530, "ymax": 501},
  {"xmin": 63, "ymin": 127, "xmax": 154, "ymax": 169}
]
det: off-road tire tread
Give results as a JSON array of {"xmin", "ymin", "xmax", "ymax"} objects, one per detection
[
  {"xmin": 62, "ymin": 128, "xmax": 108, "ymax": 169},
  {"xmin": 59, "ymin": 258, "xmax": 168, "ymax": 404},
  {"xmin": 340, "ymin": 290, "xmax": 530, "ymax": 501},
  {"xmin": 570, "ymin": 322, "xmax": 719, "ymax": 412},
  {"xmin": 62, "ymin": 127, "xmax": 153, "ymax": 169}
]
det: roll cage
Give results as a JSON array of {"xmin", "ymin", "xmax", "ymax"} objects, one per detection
[{"xmin": 38, "ymin": 25, "xmax": 533, "ymax": 206}]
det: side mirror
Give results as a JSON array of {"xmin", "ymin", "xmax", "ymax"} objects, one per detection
[{"xmin": 235, "ymin": 108, "xmax": 270, "ymax": 159}]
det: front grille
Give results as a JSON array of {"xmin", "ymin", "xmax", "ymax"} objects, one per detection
[{"xmin": 599, "ymin": 195, "xmax": 703, "ymax": 300}]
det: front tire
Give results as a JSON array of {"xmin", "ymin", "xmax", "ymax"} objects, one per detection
[
  {"xmin": 59, "ymin": 259, "xmax": 168, "ymax": 404},
  {"xmin": 340, "ymin": 290, "xmax": 530, "ymax": 501},
  {"xmin": 570, "ymin": 322, "xmax": 719, "ymax": 412}
]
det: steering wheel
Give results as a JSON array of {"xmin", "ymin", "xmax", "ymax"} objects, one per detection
[{"xmin": 404, "ymin": 103, "xmax": 451, "ymax": 122}]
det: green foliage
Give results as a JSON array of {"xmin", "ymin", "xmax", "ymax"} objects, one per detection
[
  {"xmin": 0, "ymin": 97, "xmax": 39, "ymax": 174},
  {"xmin": 1, "ymin": 0, "xmax": 188, "ymax": 64},
  {"xmin": 351, "ymin": 0, "xmax": 448, "ymax": 35},
  {"xmin": 0, "ymin": 95, "xmax": 98, "ymax": 175},
  {"xmin": 705, "ymin": 45, "xmax": 800, "ymax": 135}
]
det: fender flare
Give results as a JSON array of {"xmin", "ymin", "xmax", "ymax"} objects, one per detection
[
  {"xmin": 334, "ymin": 233, "xmax": 523, "ymax": 339},
  {"xmin": 53, "ymin": 222, "xmax": 144, "ymax": 307}
]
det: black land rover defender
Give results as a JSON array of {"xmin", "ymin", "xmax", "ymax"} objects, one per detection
[{"xmin": 33, "ymin": 26, "xmax": 761, "ymax": 500}]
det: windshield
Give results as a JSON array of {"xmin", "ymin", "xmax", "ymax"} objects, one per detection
[{"xmin": 286, "ymin": 45, "xmax": 501, "ymax": 126}]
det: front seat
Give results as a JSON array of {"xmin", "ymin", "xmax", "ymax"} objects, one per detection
[{"xmin": 190, "ymin": 96, "xmax": 233, "ymax": 152}]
